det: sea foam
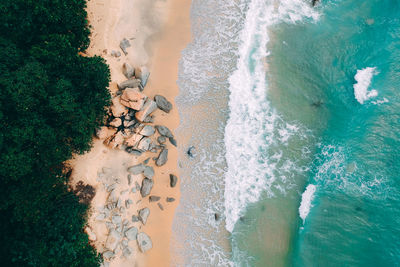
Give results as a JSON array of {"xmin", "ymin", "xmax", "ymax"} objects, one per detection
[
  {"xmin": 353, "ymin": 67, "xmax": 378, "ymax": 104},
  {"xmin": 223, "ymin": 0, "xmax": 320, "ymax": 233},
  {"xmin": 299, "ymin": 184, "xmax": 316, "ymax": 223}
]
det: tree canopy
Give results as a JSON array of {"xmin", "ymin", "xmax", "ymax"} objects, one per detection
[{"xmin": 0, "ymin": 0, "xmax": 110, "ymax": 266}]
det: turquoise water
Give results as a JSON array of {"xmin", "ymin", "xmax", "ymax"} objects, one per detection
[
  {"xmin": 173, "ymin": 0, "xmax": 400, "ymax": 265},
  {"xmin": 232, "ymin": 0, "xmax": 400, "ymax": 266}
]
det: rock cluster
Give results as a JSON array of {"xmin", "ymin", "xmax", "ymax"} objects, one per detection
[{"xmin": 91, "ymin": 39, "xmax": 180, "ymax": 264}]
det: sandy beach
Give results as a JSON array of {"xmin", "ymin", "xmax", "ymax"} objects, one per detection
[{"xmin": 69, "ymin": 0, "xmax": 191, "ymax": 266}]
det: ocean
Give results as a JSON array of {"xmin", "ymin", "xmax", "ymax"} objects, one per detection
[{"xmin": 172, "ymin": 0, "xmax": 400, "ymax": 266}]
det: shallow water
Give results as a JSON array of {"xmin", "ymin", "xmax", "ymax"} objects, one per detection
[{"xmin": 172, "ymin": 0, "xmax": 400, "ymax": 266}]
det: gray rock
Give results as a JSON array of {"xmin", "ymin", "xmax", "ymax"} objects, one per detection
[
  {"xmin": 149, "ymin": 196, "xmax": 161, "ymax": 202},
  {"xmin": 137, "ymin": 232, "xmax": 153, "ymax": 253},
  {"xmin": 120, "ymin": 38, "xmax": 131, "ymax": 55},
  {"xmin": 134, "ymin": 66, "xmax": 150, "ymax": 88},
  {"xmin": 140, "ymin": 178, "xmax": 154, "ymax": 197},
  {"xmin": 157, "ymin": 203, "xmax": 164, "ymax": 211},
  {"xmin": 105, "ymin": 229, "xmax": 122, "ymax": 251},
  {"xmin": 156, "ymin": 149, "xmax": 168, "ymax": 166},
  {"xmin": 135, "ymin": 99, "xmax": 157, "ymax": 122},
  {"xmin": 123, "ymin": 246, "xmax": 133, "ymax": 257},
  {"xmin": 120, "ymin": 189, "xmax": 128, "ymax": 195},
  {"xmin": 143, "ymin": 166, "xmax": 154, "ymax": 179},
  {"xmin": 122, "ymin": 239, "xmax": 129, "ymax": 247},
  {"xmin": 139, "ymin": 125, "xmax": 155, "ymax": 136},
  {"xmin": 154, "ymin": 95, "xmax": 172, "ymax": 113},
  {"xmin": 143, "ymin": 157, "xmax": 150, "ymax": 164},
  {"xmin": 214, "ymin": 213, "xmax": 220, "ymax": 221},
  {"xmin": 157, "ymin": 136, "xmax": 166, "ymax": 144},
  {"xmin": 143, "ymin": 115, "xmax": 154, "ymax": 123},
  {"xmin": 138, "ymin": 207, "xmax": 150, "ymax": 225},
  {"xmin": 96, "ymin": 213, "xmax": 106, "ymax": 221},
  {"xmin": 107, "ymin": 183, "xmax": 117, "ymax": 192},
  {"xmin": 169, "ymin": 137, "xmax": 177, "ymax": 147},
  {"xmin": 135, "ymin": 181, "xmax": 141, "ymax": 191},
  {"xmin": 166, "ymin": 197, "xmax": 175, "ymax": 202},
  {"xmin": 112, "ymin": 215, "xmax": 122, "ymax": 225},
  {"xmin": 132, "ymin": 215, "xmax": 139, "ymax": 222},
  {"xmin": 124, "ymin": 226, "xmax": 138, "ymax": 240},
  {"xmin": 155, "ymin": 125, "xmax": 173, "ymax": 138},
  {"xmin": 103, "ymin": 251, "xmax": 115, "ymax": 261},
  {"xmin": 111, "ymin": 50, "xmax": 121, "ymax": 57},
  {"xmin": 170, "ymin": 174, "xmax": 178, "ymax": 187},
  {"xmin": 126, "ymin": 147, "xmax": 143, "ymax": 156},
  {"xmin": 137, "ymin": 137, "xmax": 151, "ymax": 151},
  {"xmin": 125, "ymin": 199, "xmax": 133, "ymax": 209},
  {"xmin": 122, "ymin": 62, "xmax": 134, "ymax": 78},
  {"xmin": 127, "ymin": 174, "xmax": 132, "ymax": 185},
  {"xmin": 131, "ymin": 187, "xmax": 137, "ymax": 193},
  {"xmin": 187, "ymin": 146, "xmax": 197, "ymax": 158},
  {"xmin": 127, "ymin": 164, "xmax": 145, "ymax": 175},
  {"xmin": 118, "ymin": 78, "xmax": 141, "ymax": 90}
]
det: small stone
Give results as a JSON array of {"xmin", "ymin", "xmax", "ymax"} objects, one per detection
[
  {"xmin": 103, "ymin": 251, "xmax": 115, "ymax": 261},
  {"xmin": 85, "ymin": 227, "xmax": 97, "ymax": 241},
  {"xmin": 166, "ymin": 197, "xmax": 175, "ymax": 202},
  {"xmin": 105, "ymin": 229, "xmax": 122, "ymax": 251},
  {"xmin": 155, "ymin": 149, "xmax": 168, "ymax": 166},
  {"xmin": 140, "ymin": 178, "xmax": 154, "ymax": 197},
  {"xmin": 137, "ymin": 232, "xmax": 152, "ymax": 253},
  {"xmin": 132, "ymin": 215, "xmax": 139, "ymax": 222},
  {"xmin": 122, "ymin": 62, "xmax": 135, "ymax": 78},
  {"xmin": 187, "ymin": 146, "xmax": 197, "ymax": 158},
  {"xmin": 125, "ymin": 199, "xmax": 133, "ymax": 209},
  {"xmin": 170, "ymin": 174, "xmax": 178, "ymax": 188},
  {"xmin": 143, "ymin": 158, "xmax": 150, "ymax": 164},
  {"xmin": 120, "ymin": 38, "xmax": 131, "ymax": 55},
  {"xmin": 138, "ymin": 207, "xmax": 150, "ymax": 225},
  {"xmin": 169, "ymin": 137, "xmax": 177, "ymax": 147},
  {"xmin": 135, "ymin": 181, "xmax": 141, "ymax": 191},
  {"xmin": 125, "ymin": 226, "xmax": 138, "ymax": 241},
  {"xmin": 157, "ymin": 203, "xmax": 164, "ymax": 211},
  {"xmin": 120, "ymin": 189, "xmax": 128, "ymax": 195},
  {"xmin": 157, "ymin": 136, "xmax": 166, "ymax": 144},
  {"xmin": 111, "ymin": 50, "xmax": 121, "ymax": 57},
  {"xmin": 124, "ymin": 134, "xmax": 143, "ymax": 148},
  {"xmin": 143, "ymin": 166, "xmax": 154, "ymax": 179},
  {"xmin": 126, "ymin": 147, "xmax": 142, "ymax": 156},
  {"xmin": 107, "ymin": 183, "xmax": 117, "ymax": 192},
  {"xmin": 127, "ymin": 174, "xmax": 132, "ymax": 185},
  {"xmin": 118, "ymin": 78, "xmax": 142, "ymax": 90},
  {"xmin": 112, "ymin": 215, "xmax": 122, "ymax": 225},
  {"xmin": 131, "ymin": 187, "xmax": 137, "ymax": 193},
  {"xmin": 155, "ymin": 125, "xmax": 174, "ymax": 138},
  {"xmin": 123, "ymin": 246, "xmax": 133, "ymax": 257},
  {"xmin": 154, "ymin": 95, "xmax": 172, "ymax": 113},
  {"xmin": 127, "ymin": 164, "xmax": 145, "ymax": 175},
  {"xmin": 149, "ymin": 196, "xmax": 161, "ymax": 202},
  {"xmin": 137, "ymin": 137, "xmax": 151, "ymax": 151},
  {"xmin": 143, "ymin": 115, "xmax": 154, "ymax": 123},
  {"xmin": 214, "ymin": 213, "xmax": 220, "ymax": 221}
]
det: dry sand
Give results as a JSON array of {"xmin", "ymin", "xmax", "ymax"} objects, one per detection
[{"xmin": 69, "ymin": 0, "xmax": 192, "ymax": 266}]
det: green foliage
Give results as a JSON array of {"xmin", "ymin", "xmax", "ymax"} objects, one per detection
[{"xmin": 0, "ymin": 0, "xmax": 110, "ymax": 266}]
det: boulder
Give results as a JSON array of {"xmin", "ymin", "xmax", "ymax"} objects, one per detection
[
  {"xmin": 143, "ymin": 115, "xmax": 154, "ymax": 123},
  {"xmin": 120, "ymin": 88, "xmax": 147, "ymax": 110},
  {"xmin": 124, "ymin": 119, "xmax": 135, "ymax": 128},
  {"xmin": 111, "ymin": 96, "xmax": 128, "ymax": 117},
  {"xmin": 127, "ymin": 164, "xmax": 145, "ymax": 175},
  {"xmin": 96, "ymin": 127, "xmax": 117, "ymax": 140},
  {"xmin": 169, "ymin": 174, "xmax": 178, "ymax": 187},
  {"xmin": 105, "ymin": 229, "xmax": 122, "ymax": 251},
  {"xmin": 109, "ymin": 118, "xmax": 122, "ymax": 128},
  {"xmin": 120, "ymin": 38, "xmax": 131, "ymax": 55},
  {"xmin": 155, "ymin": 149, "xmax": 168, "ymax": 166},
  {"xmin": 138, "ymin": 207, "xmax": 150, "ymax": 225},
  {"xmin": 103, "ymin": 251, "xmax": 115, "ymax": 261},
  {"xmin": 137, "ymin": 232, "xmax": 152, "ymax": 253},
  {"xmin": 122, "ymin": 62, "xmax": 134, "ymax": 78},
  {"xmin": 155, "ymin": 125, "xmax": 174, "ymax": 138},
  {"xmin": 124, "ymin": 134, "xmax": 143, "ymax": 147},
  {"xmin": 137, "ymin": 137, "xmax": 151, "ymax": 151},
  {"xmin": 126, "ymin": 147, "xmax": 142, "ymax": 156},
  {"xmin": 166, "ymin": 197, "xmax": 175, "ymax": 202},
  {"xmin": 112, "ymin": 215, "xmax": 122, "ymax": 226},
  {"xmin": 118, "ymin": 79, "xmax": 142, "ymax": 90},
  {"xmin": 123, "ymin": 246, "xmax": 133, "ymax": 257},
  {"xmin": 157, "ymin": 136, "xmax": 166, "ymax": 144},
  {"xmin": 139, "ymin": 125, "xmax": 155, "ymax": 136},
  {"xmin": 140, "ymin": 178, "xmax": 153, "ymax": 197},
  {"xmin": 143, "ymin": 166, "xmax": 154, "ymax": 179},
  {"xmin": 132, "ymin": 215, "xmax": 139, "ymax": 222},
  {"xmin": 135, "ymin": 99, "xmax": 157, "ymax": 122},
  {"xmin": 134, "ymin": 66, "xmax": 150, "ymax": 88},
  {"xmin": 124, "ymin": 226, "xmax": 138, "ymax": 241},
  {"xmin": 154, "ymin": 95, "xmax": 172, "ymax": 113},
  {"xmin": 149, "ymin": 196, "xmax": 160, "ymax": 202},
  {"xmin": 104, "ymin": 131, "xmax": 124, "ymax": 149},
  {"xmin": 169, "ymin": 137, "xmax": 177, "ymax": 147}
]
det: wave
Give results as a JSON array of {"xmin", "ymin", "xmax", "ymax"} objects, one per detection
[
  {"xmin": 223, "ymin": 0, "xmax": 320, "ymax": 233},
  {"xmin": 299, "ymin": 184, "xmax": 316, "ymax": 224},
  {"xmin": 353, "ymin": 67, "xmax": 379, "ymax": 104}
]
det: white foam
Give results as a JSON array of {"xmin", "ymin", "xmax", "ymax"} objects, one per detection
[
  {"xmin": 223, "ymin": 0, "xmax": 320, "ymax": 233},
  {"xmin": 353, "ymin": 67, "xmax": 379, "ymax": 104},
  {"xmin": 299, "ymin": 184, "xmax": 316, "ymax": 223}
]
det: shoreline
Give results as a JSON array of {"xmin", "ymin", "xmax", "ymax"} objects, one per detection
[{"xmin": 69, "ymin": 0, "xmax": 191, "ymax": 266}]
